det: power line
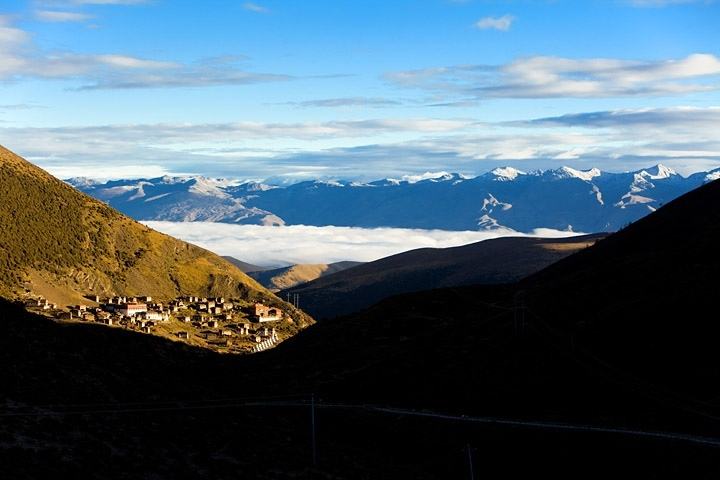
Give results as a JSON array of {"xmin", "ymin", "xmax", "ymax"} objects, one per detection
[{"xmin": 2, "ymin": 398, "xmax": 718, "ymax": 448}]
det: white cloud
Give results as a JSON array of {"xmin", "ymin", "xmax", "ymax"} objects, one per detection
[
  {"xmin": 143, "ymin": 222, "xmax": 582, "ymax": 266},
  {"xmin": 385, "ymin": 53, "xmax": 720, "ymax": 98},
  {"xmin": 242, "ymin": 2, "xmax": 270, "ymax": 13},
  {"xmin": 474, "ymin": 15, "xmax": 515, "ymax": 31},
  {"xmin": 0, "ymin": 17, "xmax": 290, "ymax": 89},
  {"xmin": 35, "ymin": 10, "xmax": 93, "ymax": 22}
]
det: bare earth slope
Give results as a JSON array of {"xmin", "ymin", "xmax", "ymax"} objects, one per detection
[{"xmin": 283, "ymin": 234, "xmax": 604, "ymax": 319}]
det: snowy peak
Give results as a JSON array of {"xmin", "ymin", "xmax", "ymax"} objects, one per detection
[
  {"xmin": 65, "ymin": 177, "xmax": 101, "ymax": 187},
  {"xmin": 400, "ymin": 171, "xmax": 456, "ymax": 184},
  {"xmin": 552, "ymin": 166, "xmax": 602, "ymax": 182},
  {"xmin": 186, "ymin": 177, "xmax": 232, "ymax": 198},
  {"xmin": 489, "ymin": 167, "xmax": 526, "ymax": 181},
  {"xmin": 706, "ymin": 169, "xmax": 720, "ymax": 182},
  {"xmin": 640, "ymin": 164, "xmax": 678, "ymax": 180}
]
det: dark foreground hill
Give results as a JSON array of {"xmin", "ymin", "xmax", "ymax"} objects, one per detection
[
  {"xmin": 284, "ymin": 234, "xmax": 604, "ymax": 319},
  {"xmin": 2, "ymin": 179, "xmax": 720, "ymax": 477}
]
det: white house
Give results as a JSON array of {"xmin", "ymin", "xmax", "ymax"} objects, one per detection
[{"xmin": 117, "ymin": 303, "xmax": 147, "ymax": 317}]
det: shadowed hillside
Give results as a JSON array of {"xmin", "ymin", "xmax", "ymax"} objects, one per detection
[
  {"xmin": 283, "ymin": 234, "xmax": 604, "ymax": 319},
  {"xmin": 222, "ymin": 256, "xmax": 271, "ymax": 273},
  {"xmin": 250, "ymin": 261, "xmax": 363, "ymax": 292},
  {"xmin": 2, "ymin": 180, "xmax": 720, "ymax": 477}
]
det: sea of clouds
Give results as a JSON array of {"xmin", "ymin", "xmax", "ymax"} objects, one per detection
[{"xmin": 144, "ymin": 222, "xmax": 582, "ymax": 267}]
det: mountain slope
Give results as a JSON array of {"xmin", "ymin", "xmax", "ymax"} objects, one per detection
[
  {"xmin": 70, "ymin": 164, "xmax": 720, "ymax": 232},
  {"xmin": 283, "ymin": 234, "xmax": 604, "ymax": 319},
  {"xmin": 249, "ymin": 261, "xmax": 363, "ymax": 292},
  {"xmin": 0, "ymin": 146, "xmax": 302, "ymax": 316}
]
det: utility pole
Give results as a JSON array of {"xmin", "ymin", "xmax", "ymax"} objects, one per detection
[
  {"xmin": 514, "ymin": 290, "xmax": 526, "ymax": 337},
  {"xmin": 310, "ymin": 393, "xmax": 317, "ymax": 466},
  {"xmin": 466, "ymin": 444, "xmax": 475, "ymax": 480}
]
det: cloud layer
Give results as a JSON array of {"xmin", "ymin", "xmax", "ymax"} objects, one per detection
[
  {"xmin": 143, "ymin": 222, "xmax": 581, "ymax": 266},
  {"xmin": 4, "ymin": 106, "xmax": 719, "ymax": 181}
]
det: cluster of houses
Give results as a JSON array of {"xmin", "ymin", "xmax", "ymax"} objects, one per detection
[{"xmin": 25, "ymin": 294, "xmax": 287, "ymax": 353}]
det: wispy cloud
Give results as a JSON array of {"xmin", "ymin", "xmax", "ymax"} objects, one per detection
[
  {"xmin": 474, "ymin": 14, "xmax": 515, "ymax": 31},
  {"xmin": 0, "ymin": 103, "xmax": 44, "ymax": 110},
  {"xmin": 35, "ymin": 10, "xmax": 93, "ymax": 22},
  {"xmin": 628, "ymin": 0, "xmax": 715, "ymax": 6},
  {"xmin": 281, "ymin": 97, "xmax": 403, "ymax": 108},
  {"xmin": 385, "ymin": 53, "xmax": 720, "ymax": 99},
  {"xmin": 242, "ymin": 2, "xmax": 269, "ymax": 13},
  {"xmin": 143, "ymin": 222, "xmax": 580, "ymax": 266},
  {"xmin": 0, "ymin": 17, "xmax": 290, "ymax": 89}
]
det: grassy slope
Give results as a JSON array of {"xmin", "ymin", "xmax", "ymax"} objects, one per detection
[
  {"xmin": 0, "ymin": 146, "xmax": 303, "ymax": 317},
  {"xmin": 283, "ymin": 234, "xmax": 604, "ymax": 319}
]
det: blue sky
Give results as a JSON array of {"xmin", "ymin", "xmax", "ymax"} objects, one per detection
[{"xmin": 1, "ymin": 0, "xmax": 719, "ymax": 181}]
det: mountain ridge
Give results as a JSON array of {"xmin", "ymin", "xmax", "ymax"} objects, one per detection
[{"xmin": 68, "ymin": 163, "xmax": 720, "ymax": 233}]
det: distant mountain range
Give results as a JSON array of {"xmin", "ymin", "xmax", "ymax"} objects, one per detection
[{"xmin": 68, "ymin": 164, "xmax": 720, "ymax": 232}]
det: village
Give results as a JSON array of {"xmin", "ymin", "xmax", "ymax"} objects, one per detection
[{"xmin": 24, "ymin": 295, "xmax": 289, "ymax": 354}]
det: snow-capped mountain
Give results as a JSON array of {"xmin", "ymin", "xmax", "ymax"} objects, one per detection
[
  {"xmin": 70, "ymin": 176, "xmax": 284, "ymax": 225},
  {"xmin": 68, "ymin": 164, "xmax": 720, "ymax": 232}
]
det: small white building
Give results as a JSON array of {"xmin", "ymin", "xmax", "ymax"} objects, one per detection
[
  {"xmin": 117, "ymin": 303, "xmax": 147, "ymax": 317},
  {"xmin": 139, "ymin": 311, "xmax": 169, "ymax": 322}
]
